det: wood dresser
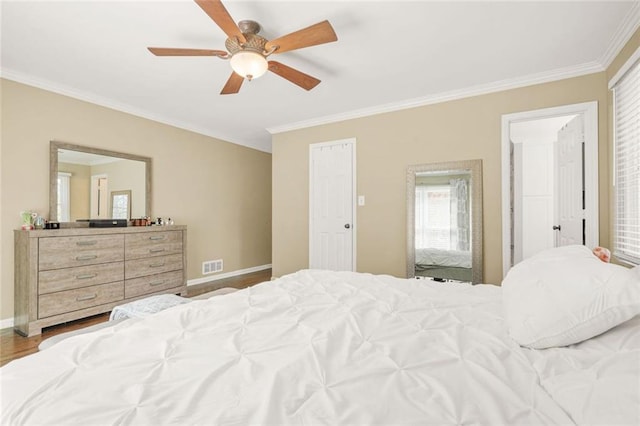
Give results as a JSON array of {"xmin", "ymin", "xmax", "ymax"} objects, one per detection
[{"xmin": 14, "ymin": 225, "xmax": 187, "ymax": 336}]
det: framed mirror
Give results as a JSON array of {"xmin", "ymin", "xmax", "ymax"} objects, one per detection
[
  {"xmin": 407, "ymin": 159, "xmax": 483, "ymax": 284},
  {"xmin": 49, "ymin": 141, "xmax": 152, "ymax": 223}
]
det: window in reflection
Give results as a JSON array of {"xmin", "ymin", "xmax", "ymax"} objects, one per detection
[
  {"xmin": 57, "ymin": 172, "xmax": 71, "ymax": 222},
  {"xmin": 111, "ymin": 190, "xmax": 131, "ymax": 220}
]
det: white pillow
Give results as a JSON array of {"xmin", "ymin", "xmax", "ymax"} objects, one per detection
[{"xmin": 502, "ymin": 245, "xmax": 640, "ymax": 349}]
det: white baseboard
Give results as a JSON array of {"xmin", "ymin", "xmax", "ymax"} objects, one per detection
[
  {"xmin": 0, "ymin": 264, "xmax": 272, "ymax": 330},
  {"xmin": 1, "ymin": 317, "xmax": 14, "ymax": 331},
  {"xmin": 186, "ymin": 264, "xmax": 272, "ymax": 287}
]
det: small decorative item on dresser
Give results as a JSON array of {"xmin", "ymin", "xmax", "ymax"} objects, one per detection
[
  {"xmin": 45, "ymin": 221, "xmax": 60, "ymax": 229},
  {"xmin": 20, "ymin": 211, "xmax": 35, "ymax": 230},
  {"xmin": 132, "ymin": 218, "xmax": 151, "ymax": 226},
  {"xmin": 34, "ymin": 216, "xmax": 45, "ymax": 229}
]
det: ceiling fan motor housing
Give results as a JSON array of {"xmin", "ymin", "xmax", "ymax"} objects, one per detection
[{"xmin": 225, "ymin": 20, "xmax": 267, "ymax": 56}]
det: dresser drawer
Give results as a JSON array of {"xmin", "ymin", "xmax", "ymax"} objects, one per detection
[
  {"xmin": 38, "ymin": 281, "xmax": 124, "ymax": 318},
  {"xmin": 125, "ymin": 231, "xmax": 183, "ymax": 260},
  {"xmin": 39, "ymin": 235, "xmax": 124, "ymax": 271},
  {"xmin": 39, "ymin": 262, "xmax": 124, "ymax": 295},
  {"xmin": 125, "ymin": 253, "xmax": 183, "ymax": 279},
  {"xmin": 125, "ymin": 270, "xmax": 184, "ymax": 299}
]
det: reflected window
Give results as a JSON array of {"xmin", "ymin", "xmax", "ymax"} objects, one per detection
[
  {"xmin": 416, "ymin": 185, "xmax": 453, "ymax": 249},
  {"xmin": 111, "ymin": 190, "xmax": 131, "ymax": 220},
  {"xmin": 415, "ymin": 178, "xmax": 470, "ymax": 251},
  {"xmin": 57, "ymin": 172, "xmax": 71, "ymax": 222}
]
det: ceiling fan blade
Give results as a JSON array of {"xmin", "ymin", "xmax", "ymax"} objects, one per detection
[
  {"xmin": 265, "ymin": 20, "xmax": 337, "ymax": 55},
  {"xmin": 221, "ymin": 72, "xmax": 244, "ymax": 95},
  {"xmin": 148, "ymin": 47, "xmax": 228, "ymax": 57},
  {"xmin": 268, "ymin": 61, "xmax": 320, "ymax": 91},
  {"xmin": 194, "ymin": 0, "xmax": 246, "ymax": 44}
]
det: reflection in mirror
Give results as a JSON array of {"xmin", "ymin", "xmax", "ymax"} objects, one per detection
[
  {"xmin": 50, "ymin": 141, "xmax": 151, "ymax": 222},
  {"xmin": 111, "ymin": 190, "xmax": 132, "ymax": 219},
  {"xmin": 407, "ymin": 160, "xmax": 483, "ymax": 284}
]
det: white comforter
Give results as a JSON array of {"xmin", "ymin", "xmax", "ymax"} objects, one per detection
[{"xmin": 1, "ymin": 270, "xmax": 637, "ymax": 425}]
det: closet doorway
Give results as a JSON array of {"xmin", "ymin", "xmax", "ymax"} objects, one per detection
[{"xmin": 501, "ymin": 102, "xmax": 599, "ymax": 277}]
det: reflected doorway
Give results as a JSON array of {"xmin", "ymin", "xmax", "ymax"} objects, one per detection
[{"xmin": 90, "ymin": 174, "xmax": 109, "ymax": 219}]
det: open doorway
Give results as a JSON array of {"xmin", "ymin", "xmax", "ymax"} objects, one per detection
[{"xmin": 501, "ymin": 102, "xmax": 599, "ymax": 277}]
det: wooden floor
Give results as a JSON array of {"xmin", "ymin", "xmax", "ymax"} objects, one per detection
[{"xmin": 0, "ymin": 268, "xmax": 272, "ymax": 367}]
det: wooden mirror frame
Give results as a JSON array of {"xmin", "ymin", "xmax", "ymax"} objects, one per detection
[
  {"xmin": 49, "ymin": 141, "xmax": 152, "ymax": 223},
  {"xmin": 406, "ymin": 159, "xmax": 483, "ymax": 284}
]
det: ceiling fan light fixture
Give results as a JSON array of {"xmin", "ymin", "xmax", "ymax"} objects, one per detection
[{"xmin": 230, "ymin": 50, "xmax": 268, "ymax": 81}]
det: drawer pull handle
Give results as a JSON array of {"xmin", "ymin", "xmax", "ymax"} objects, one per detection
[
  {"xmin": 76, "ymin": 294, "xmax": 97, "ymax": 302},
  {"xmin": 149, "ymin": 262, "xmax": 165, "ymax": 268},
  {"xmin": 149, "ymin": 248, "xmax": 166, "ymax": 253},
  {"xmin": 149, "ymin": 236, "xmax": 166, "ymax": 241},
  {"xmin": 76, "ymin": 273, "xmax": 97, "ymax": 280},
  {"xmin": 76, "ymin": 240, "xmax": 97, "ymax": 246},
  {"xmin": 149, "ymin": 280, "xmax": 165, "ymax": 286},
  {"xmin": 75, "ymin": 255, "xmax": 98, "ymax": 261}
]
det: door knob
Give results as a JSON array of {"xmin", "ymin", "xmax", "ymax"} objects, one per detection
[
  {"xmin": 344, "ymin": 224, "xmax": 351, "ymax": 229},
  {"xmin": 552, "ymin": 225, "xmax": 561, "ymax": 231}
]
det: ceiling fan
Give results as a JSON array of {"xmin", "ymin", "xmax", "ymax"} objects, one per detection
[{"xmin": 148, "ymin": 0, "xmax": 338, "ymax": 95}]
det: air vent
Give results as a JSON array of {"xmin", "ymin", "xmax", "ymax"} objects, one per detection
[{"xmin": 202, "ymin": 259, "xmax": 223, "ymax": 275}]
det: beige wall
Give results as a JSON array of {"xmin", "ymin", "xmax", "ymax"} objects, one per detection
[
  {"xmin": 272, "ymin": 25, "xmax": 640, "ymax": 283},
  {"xmin": 0, "ymin": 79, "xmax": 272, "ymax": 323},
  {"xmin": 272, "ymin": 72, "xmax": 611, "ymax": 284}
]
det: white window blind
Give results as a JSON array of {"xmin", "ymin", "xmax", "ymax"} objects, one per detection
[{"xmin": 613, "ymin": 57, "xmax": 640, "ymax": 264}]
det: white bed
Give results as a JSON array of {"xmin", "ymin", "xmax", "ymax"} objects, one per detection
[{"xmin": 1, "ymin": 256, "xmax": 639, "ymax": 424}]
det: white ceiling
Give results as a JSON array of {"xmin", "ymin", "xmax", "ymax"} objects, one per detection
[{"xmin": 2, "ymin": 1, "xmax": 639, "ymax": 153}]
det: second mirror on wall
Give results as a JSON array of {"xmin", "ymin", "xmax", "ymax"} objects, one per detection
[{"xmin": 407, "ymin": 160, "xmax": 483, "ymax": 284}]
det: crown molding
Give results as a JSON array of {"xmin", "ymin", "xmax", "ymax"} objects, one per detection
[
  {"xmin": 267, "ymin": 61, "xmax": 604, "ymax": 135},
  {"xmin": 599, "ymin": 1, "xmax": 640, "ymax": 67},
  {"xmin": 0, "ymin": 68, "xmax": 272, "ymax": 153}
]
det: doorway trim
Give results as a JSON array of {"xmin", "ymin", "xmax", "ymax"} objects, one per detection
[
  {"xmin": 308, "ymin": 138, "xmax": 357, "ymax": 271},
  {"xmin": 90, "ymin": 173, "xmax": 109, "ymax": 219},
  {"xmin": 500, "ymin": 101, "xmax": 599, "ymax": 277}
]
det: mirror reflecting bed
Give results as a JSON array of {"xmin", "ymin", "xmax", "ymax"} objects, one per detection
[
  {"xmin": 407, "ymin": 160, "xmax": 483, "ymax": 284},
  {"xmin": 50, "ymin": 141, "xmax": 152, "ymax": 223}
]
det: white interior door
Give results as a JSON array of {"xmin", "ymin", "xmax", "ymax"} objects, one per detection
[
  {"xmin": 309, "ymin": 140, "xmax": 355, "ymax": 271},
  {"xmin": 514, "ymin": 140, "xmax": 556, "ymax": 263},
  {"xmin": 556, "ymin": 115, "xmax": 584, "ymax": 246}
]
